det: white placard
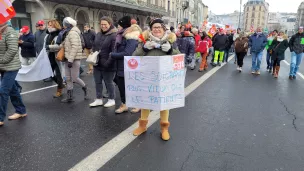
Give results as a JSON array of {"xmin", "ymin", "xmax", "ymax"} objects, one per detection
[{"xmin": 124, "ymin": 54, "xmax": 186, "ymax": 111}]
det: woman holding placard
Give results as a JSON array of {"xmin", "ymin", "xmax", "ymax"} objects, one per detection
[{"xmin": 132, "ymin": 18, "xmax": 180, "ymax": 141}]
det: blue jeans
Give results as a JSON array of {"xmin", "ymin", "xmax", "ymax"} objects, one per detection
[
  {"xmin": 93, "ymin": 69, "xmax": 116, "ymax": 99},
  {"xmin": 224, "ymin": 49, "xmax": 229, "ymax": 62},
  {"xmin": 289, "ymin": 52, "xmax": 303, "ymax": 76},
  {"xmin": 266, "ymin": 51, "xmax": 273, "ymax": 70},
  {"xmin": 0, "ymin": 71, "xmax": 26, "ymax": 122},
  {"xmin": 251, "ymin": 51, "xmax": 263, "ymax": 71}
]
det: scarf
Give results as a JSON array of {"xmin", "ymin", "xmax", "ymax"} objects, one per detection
[
  {"xmin": 46, "ymin": 30, "xmax": 60, "ymax": 46},
  {"xmin": 148, "ymin": 32, "xmax": 168, "ymax": 44},
  {"xmin": 115, "ymin": 28, "xmax": 127, "ymax": 46}
]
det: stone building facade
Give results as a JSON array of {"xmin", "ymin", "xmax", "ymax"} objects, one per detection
[
  {"xmin": 11, "ymin": 0, "xmax": 167, "ymax": 32},
  {"xmin": 243, "ymin": 0, "xmax": 269, "ymax": 31}
]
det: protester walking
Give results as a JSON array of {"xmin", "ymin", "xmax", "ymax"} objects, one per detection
[
  {"xmin": 265, "ymin": 30, "xmax": 278, "ymax": 73},
  {"xmin": 224, "ymin": 30, "xmax": 234, "ymax": 62},
  {"xmin": 60, "ymin": 17, "xmax": 87, "ymax": 103},
  {"xmin": 233, "ymin": 28, "xmax": 241, "ymax": 64},
  {"xmin": 212, "ymin": 28, "xmax": 228, "ymax": 66},
  {"xmin": 34, "ymin": 20, "xmax": 47, "ymax": 55},
  {"xmin": 0, "ymin": 22, "xmax": 27, "ymax": 126},
  {"xmin": 268, "ymin": 31, "xmax": 289, "ymax": 78},
  {"xmin": 132, "ymin": 18, "xmax": 180, "ymax": 141},
  {"xmin": 89, "ymin": 17, "xmax": 117, "ymax": 107},
  {"xmin": 83, "ymin": 23, "xmax": 96, "ymax": 74},
  {"xmin": 234, "ymin": 32, "xmax": 249, "ymax": 72},
  {"xmin": 248, "ymin": 27, "xmax": 267, "ymax": 75},
  {"xmin": 45, "ymin": 19, "xmax": 65, "ymax": 98},
  {"xmin": 176, "ymin": 30, "xmax": 195, "ymax": 70},
  {"xmin": 288, "ymin": 26, "xmax": 304, "ymax": 80},
  {"xmin": 110, "ymin": 16, "xmax": 141, "ymax": 114},
  {"xmin": 19, "ymin": 26, "xmax": 36, "ymax": 65},
  {"xmin": 198, "ymin": 31, "xmax": 212, "ymax": 71}
]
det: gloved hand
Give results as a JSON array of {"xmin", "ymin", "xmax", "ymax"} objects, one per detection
[
  {"xmin": 161, "ymin": 42, "xmax": 171, "ymax": 52},
  {"xmin": 45, "ymin": 45, "xmax": 50, "ymax": 50},
  {"xmin": 144, "ymin": 41, "xmax": 158, "ymax": 50},
  {"xmin": 68, "ymin": 62, "xmax": 73, "ymax": 68}
]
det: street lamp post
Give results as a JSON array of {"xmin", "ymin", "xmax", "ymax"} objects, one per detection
[
  {"xmin": 238, "ymin": 0, "xmax": 242, "ymax": 29},
  {"xmin": 182, "ymin": 0, "xmax": 189, "ymax": 24}
]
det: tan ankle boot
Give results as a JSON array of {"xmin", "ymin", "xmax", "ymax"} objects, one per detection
[
  {"xmin": 53, "ymin": 88, "xmax": 63, "ymax": 98},
  {"xmin": 115, "ymin": 103, "xmax": 128, "ymax": 114},
  {"xmin": 133, "ymin": 119, "xmax": 148, "ymax": 136},
  {"xmin": 160, "ymin": 121, "xmax": 170, "ymax": 141}
]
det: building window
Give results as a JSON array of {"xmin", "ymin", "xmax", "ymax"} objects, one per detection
[
  {"xmin": 251, "ymin": 19, "xmax": 254, "ymax": 23},
  {"xmin": 54, "ymin": 8, "xmax": 66, "ymax": 26},
  {"xmin": 246, "ymin": 13, "xmax": 248, "ymax": 18},
  {"xmin": 253, "ymin": 7, "xmax": 255, "ymax": 11},
  {"xmin": 259, "ymin": 6, "xmax": 261, "ymax": 11},
  {"xmin": 252, "ymin": 13, "xmax": 255, "ymax": 18},
  {"xmin": 168, "ymin": 0, "xmax": 170, "ymax": 10},
  {"xmin": 247, "ymin": 7, "xmax": 249, "ymax": 11}
]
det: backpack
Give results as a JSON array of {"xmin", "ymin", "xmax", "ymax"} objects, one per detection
[{"xmin": 196, "ymin": 40, "xmax": 208, "ymax": 53}]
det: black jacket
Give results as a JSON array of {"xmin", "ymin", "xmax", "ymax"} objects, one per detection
[
  {"xmin": 226, "ymin": 34, "xmax": 234, "ymax": 50},
  {"xmin": 176, "ymin": 32, "xmax": 195, "ymax": 60},
  {"xmin": 213, "ymin": 34, "xmax": 228, "ymax": 51},
  {"xmin": 93, "ymin": 27, "xmax": 117, "ymax": 71},
  {"xmin": 289, "ymin": 33, "xmax": 304, "ymax": 54},
  {"xmin": 82, "ymin": 29, "xmax": 96, "ymax": 49},
  {"xmin": 270, "ymin": 38, "xmax": 289, "ymax": 61},
  {"xmin": 111, "ymin": 25, "xmax": 140, "ymax": 77},
  {"xmin": 20, "ymin": 33, "xmax": 36, "ymax": 58}
]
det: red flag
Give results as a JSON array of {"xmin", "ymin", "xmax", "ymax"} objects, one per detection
[{"xmin": 0, "ymin": 0, "xmax": 16, "ymax": 24}]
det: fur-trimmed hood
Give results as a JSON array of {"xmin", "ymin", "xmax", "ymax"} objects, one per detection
[
  {"xmin": 123, "ymin": 24, "xmax": 142, "ymax": 40},
  {"xmin": 139, "ymin": 30, "xmax": 177, "ymax": 44},
  {"xmin": 103, "ymin": 27, "xmax": 118, "ymax": 35}
]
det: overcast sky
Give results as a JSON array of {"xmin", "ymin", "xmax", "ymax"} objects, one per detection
[{"xmin": 206, "ymin": 0, "xmax": 302, "ymax": 14}]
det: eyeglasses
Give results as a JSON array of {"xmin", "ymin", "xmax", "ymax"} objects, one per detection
[
  {"xmin": 152, "ymin": 26, "xmax": 162, "ymax": 30},
  {"xmin": 38, "ymin": 24, "xmax": 43, "ymax": 27}
]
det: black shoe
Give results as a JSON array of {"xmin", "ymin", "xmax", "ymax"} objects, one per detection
[
  {"xmin": 43, "ymin": 77, "xmax": 52, "ymax": 82},
  {"xmin": 61, "ymin": 90, "xmax": 74, "ymax": 103},
  {"xmin": 293, "ymin": 75, "xmax": 296, "ymax": 79},
  {"xmin": 289, "ymin": 75, "xmax": 293, "ymax": 80},
  {"xmin": 82, "ymin": 86, "xmax": 88, "ymax": 100},
  {"xmin": 217, "ymin": 62, "xmax": 221, "ymax": 66},
  {"xmin": 269, "ymin": 69, "xmax": 272, "ymax": 73},
  {"xmin": 211, "ymin": 63, "xmax": 216, "ymax": 67}
]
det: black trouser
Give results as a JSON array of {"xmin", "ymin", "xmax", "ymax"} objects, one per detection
[
  {"xmin": 273, "ymin": 58, "xmax": 281, "ymax": 67},
  {"xmin": 114, "ymin": 75, "xmax": 126, "ymax": 104},
  {"xmin": 236, "ymin": 52, "xmax": 247, "ymax": 67},
  {"xmin": 49, "ymin": 53, "xmax": 64, "ymax": 89}
]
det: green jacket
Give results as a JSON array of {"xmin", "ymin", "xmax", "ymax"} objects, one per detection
[
  {"xmin": 0, "ymin": 27, "xmax": 21, "ymax": 71},
  {"xmin": 265, "ymin": 37, "xmax": 274, "ymax": 50}
]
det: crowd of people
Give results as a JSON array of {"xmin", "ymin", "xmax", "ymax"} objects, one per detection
[{"xmin": 1, "ymin": 15, "xmax": 304, "ymax": 141}]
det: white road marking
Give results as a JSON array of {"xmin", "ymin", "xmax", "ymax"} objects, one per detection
[
  {"xmin": 283, "ymin": 60, "xmax": 304, "ymax": 80},
  {"xmin": 20, "ymin": 85, "xmax": 57, "ymax": 95},
  {"xmin": 68, "ymin": 55, "xmax": 234, "ymax": 171}
]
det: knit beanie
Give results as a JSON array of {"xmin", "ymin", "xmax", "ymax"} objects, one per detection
[
  {"xmin": 63, "ymin": 17, "xmax": 77, "ymax": 28},
  {"xmin": 149, "ymin": 18, "xmax": 166, "ymax": 30},
  {"xmin": 118, "ymin": 16, "xmax": 131, "ymax": 29}
]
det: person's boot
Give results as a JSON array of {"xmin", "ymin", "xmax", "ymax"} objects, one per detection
[
  {"xmin": 272, "ymin": 67, "xmax": 276, "ymax": 75},
  {"xmin": 115, "ymin": 103, "xmax": 129, "ymax": 114},
  {"xmin": 53, "ymin": 88, "xmax": 63, "ymax": 98},
  {"xmin": 133, "ymin": 119, "xmax": 148, "ymax": 136},
  {"xmin": 160, "ymin": 121, "xmax": 170, "ymax": 141},
  {"xmin": 82, "ymin": 86, "xmax": 88, "ymax": 100},
  {"xmin": 61, "ymin": 90, "xmax": 74, "ymax": 103},
  {"xmin": 274, "ymin": 66, "xmax": 280, "ymax": 78}
]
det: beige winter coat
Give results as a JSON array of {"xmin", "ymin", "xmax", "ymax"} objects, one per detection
[{"xmin": 63, "ymin": 27, "xmax": 85, "ymax": 62}]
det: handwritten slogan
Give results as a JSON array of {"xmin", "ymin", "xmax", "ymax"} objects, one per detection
[{"xmin": 124, "ymin": 54, "xmax": 186, "ymax": 111}]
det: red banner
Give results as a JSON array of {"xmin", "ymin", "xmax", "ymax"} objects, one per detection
[{"xmin": 0, "ymin": 0, "xmax": 16, "ymax": 24}]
